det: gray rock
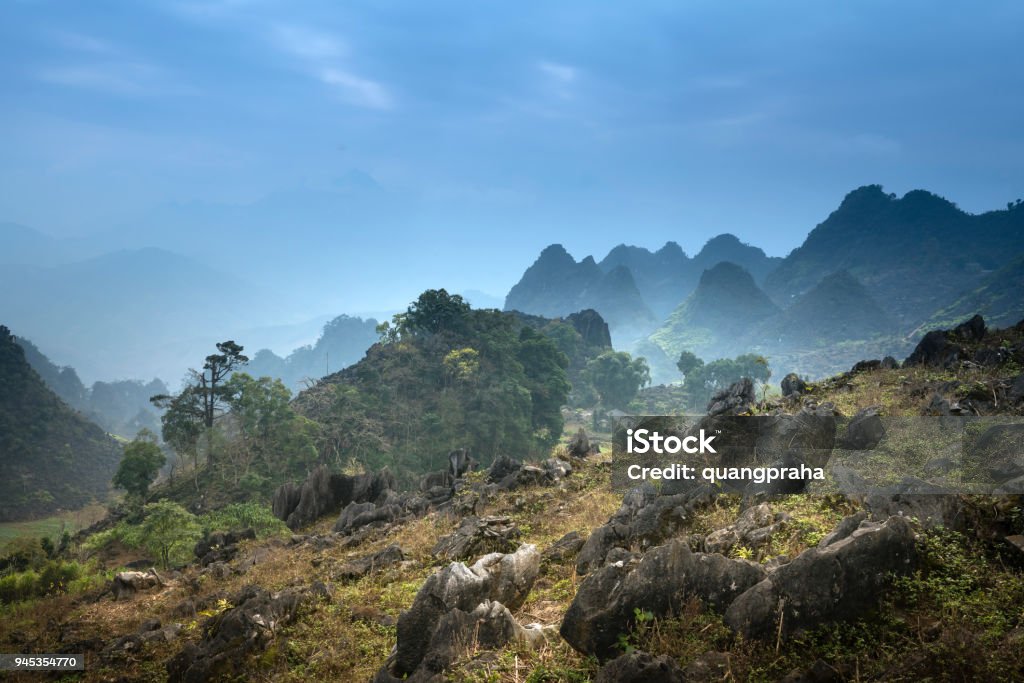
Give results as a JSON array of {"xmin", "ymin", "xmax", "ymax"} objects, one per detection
[
  {"xmin": 335, "ymin": 544, "xmax": 405, "ymax": 582},
  {"xmin": 706, "ymin": 378, "xmax": 755, "ymax": 416},
  {"xmin": 576, "ymin": 484, "xmax": 716, "ymax": 575},
  {"xmin": 273, "ymin": 465, "xmax": 398, "ymax": 530},
  {"xmin": 392, "ymin": 545, "xmax": 540, "ymax": 677},
  {"xmin": 333, "ymin": 500, "xmax": 402, "ymax": 535},
  {"xmin": 166, "ymin": 585, "xmax": 303, "ymax": 683},
  {"xmin": 840, "ymin": 406, "xmax": 885, "ymax": 450},
  {"xmin": 781, "ymin": 373, "xmax": 807, "ymax": 399},
  {"xmin": 724, "ymin": 516, "xmax": 916, "ymax": 641},
  {"xmin": 704, "ymin": 503, "xmax": 778, "ymax": 555},
  {"xmin": 561, "ymin": 539, "xmax": 766, "ymax": 660},
  {"xmin": 111, "ymin": 569, "xmax": 163, "ymax": 600},
  {"xmin": 542, "ymin": 531, "xmax": 585, "ymax": 565},
  {"xmin": 431, "ymin": 516, "xmax": 521, "ymax": 561},
  {"xmin": 595, "ymin": 651, "xmax": 686, "ymax": 682},
  {"xmin": 418, "ymin": 600, "xmax": 543, "ymax": 677},
  {"xmin": 816, "ymin": 511, "xmax": 868, "ymax": 549}
]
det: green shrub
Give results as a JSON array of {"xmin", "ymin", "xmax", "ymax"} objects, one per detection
[
  {"xmin": 201, "ymin": 503, "xmax": 289, "ymax": 538},
  {"xmin": 37, "ymin": 560, "xmax": 82, "ymax": 595}
]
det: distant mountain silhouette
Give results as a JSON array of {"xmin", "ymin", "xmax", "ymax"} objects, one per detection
[
  {"xmin": 597, "ymin": 235, "xmax": 781, "ymax": 319},
  {"xmin": 752, "ymin": 270, "xmax": 896, "ymax": 346},
  {"xmin": 764, "ymin": 185, "xmax": 1024, "ymax": 330},
  {"xmin": 0, "ymin": 325, "xmax": 122, "ymax": 521},
  {"xmin": 504, "ymin": 244, "xmax": 658, "ymax": 340},
  {"xmin": 650, "ymin": 262, "xmax": 780, "ymax": 360},
  {"xmin": 245, "ymin": 314, "xmax": 381, "ymax": 392}
]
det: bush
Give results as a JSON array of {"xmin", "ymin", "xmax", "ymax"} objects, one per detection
[
  {"xmin": 201, "ymin": 502, "xmax": 289, "ymax": 538},
  {"xmin": 37, "ymin": 560, "xmax": 82, "ymax": 595}
]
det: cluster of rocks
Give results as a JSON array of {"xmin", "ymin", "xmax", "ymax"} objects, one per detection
[
  {"xmin": 373, "ymin": 545, "xmax": 549, "ymax": 682},
  {"xmin": 194, "ymin": 528, "xmax": 256, "ymax": 567},
  {"xmin": 272, "ymin": 446, "xmax": 576, "ymax": 547},
  {"xmin": 575, "ymin": 482, "xmax": 717, "ymax": 575},
  {"xmin": 702, "ymin": 502, "xmax": 789, "ymax": 556},
  {"xmin": 564, "ymin": 506, "xmax": 917, "ymax": 666},
  {"xmin": 167, "ymin": 583, "xmax": 319, "ymax": 683},
  {"xmin": 101, "ymin": 618, "xmax": 184, "ymax": 661},
  {"xmin": 272, "ymin": 465, "xmax": 398, "ymax": 531}
]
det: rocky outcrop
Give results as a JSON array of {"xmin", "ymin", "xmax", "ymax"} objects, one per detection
[
  {"xmin": 562, "ymin": 539, "xmax": 766, "ymax": 660},
  {"xmin": 703, "ymin": 503, "xmax": 788, "ymax": 556},
  {"xmin": 706, "ymin": 377, "xmax": 756, "ymax": 416},
  {"xmin": 166, "ymin": 585, "xmax": 305, "ymax": 683},
  {"xmin": 487, "ymin": 456, "xmax": 573, "ymax": 492},
  {"xmin": 194, "ymin": 528, "xmax": 256, "ymax": 567},
  {"xmin": 595, "ymin": 651, "xmax": 686, "ymax": 682},
  {"xmin": 272, "ymin": 465, "xmax": 397, "ymax": 530},
  {"xmin": 111, "ymin": 569, "xmax": 164, "ymax": 600},
  {"xmin": 333, "ymin": 499, "xmax": 403, "ymax": 535},
  {"xmin": 567, "ymin": 427, "xmax": 599, "ymax": 458},
  {"xmin": 542, "ymin": 531, "xmax": 585, "ymax": 566},
  {"xmin": 781, "ymin": 373, "xmax": 807, "ymax": 398},
  {"xmin": 575, "ymin": 483, "xmax": 716, "ymax": 575},
  {"xmin": 724, "ymin": 515, "xmax": 916, "ymax": 640},
  {"xmin": 101, "ymin": 619, "xmax": 183, "ymax": 661},
  {"xmin": 386, "ymin": 545, "xmax": 541, "ymax": 679},
  {"xmin": 839, "ymin": 405, "xmax": 885, "ymax": 450},
  {"xmin": 432, "ymin": 516, "xmax": 521, "ymax": 561},
  {"xmin": 906, "ymin": 315, "xmax": 987, "ymax": 369},
  {"xmin": 334, "ymin": 544, "xmax": 405, "ymax": 582}
]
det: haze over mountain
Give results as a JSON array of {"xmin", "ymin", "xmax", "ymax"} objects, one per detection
[
  {"xmin": 597, "ymin": 235, "xmax": 780, "ymax": 319},
  {"xmin": 763, "ymin": 186, "xmax": 1024, "ymax": 326},
  {"xmin": 0, "ymin": 326, "xmax": 122, "ymax": 521},
  {"xmin": 650, "ymin": 261, "xmax": 781, "ymax": 361},
  {"xmin": 503, "ymin": 187, "xmax": 1024, "ymax": 382},
  {"xmin": 245, "ymin": 314, "xmax": 381, "ymax": 393},
  {"xmin": 504, "ymin": 244, "xmax": 658, "ymax": 343},
  {"xmin": 14, "ymin": 335, "xmax": 166, "ymax": 438}
]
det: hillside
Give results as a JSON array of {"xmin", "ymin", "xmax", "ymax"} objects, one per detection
[
  {"xmin": 293, "ymin": 291, "xmax": 573, "ymax": 479},
  {"xmin": 764, "ymin": 186, "xmax": 1024, "ymax": 328},
  {"xmin": 650, "ymin": 261, "xmax": 780, "ymax": 360},
  {"xmin": 922, "ymin": 255, "xmax": 1024, "ymax": 333},
  {"xmin": 0, "ymin": 326, "xmax": 122, "ymax": 521},
  {"xmin": 2, "ymin": 316, "xmax": 1022, "ymax": 681},
  {"xmin": 14, "ymin": 336, "xmax": 166, "ymax": 438}
]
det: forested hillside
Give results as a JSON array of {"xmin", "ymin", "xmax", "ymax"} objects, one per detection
[{"xmin": 0, "ymin": 326, "xmax": 122, "ymax": 521}]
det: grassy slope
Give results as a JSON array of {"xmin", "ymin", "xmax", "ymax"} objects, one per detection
[{"xmin": 2, "ymin": 358, "xmax": 1024, "ymax": 681}]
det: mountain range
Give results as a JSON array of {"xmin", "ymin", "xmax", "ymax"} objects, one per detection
[{"xmin": 505, "ymin": 186, "xmax": 1024, "ymax": 382}]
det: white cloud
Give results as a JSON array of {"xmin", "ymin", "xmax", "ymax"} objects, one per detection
[
  {"xmin": 273, "ymin": 25, "xmax": 348, "ymax": 61},
  {"xmin": 538, "ymin": 61, "xmax": 577, "ymax": 84},
  {"xmin": 50, "ymin": 30, "xmax": 115, "ymax": 54},
  {"xmin": 320, "ymin": 68, "xmax": 392, "ymax": 109},
  {"xmin": 35, "ymin": 62, "xmax": 187, "ymax": 96}
]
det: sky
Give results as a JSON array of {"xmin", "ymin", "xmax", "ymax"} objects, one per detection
[{"xmin": 2, "ymin": 0, "xmax": 1024, "ymax": 313}]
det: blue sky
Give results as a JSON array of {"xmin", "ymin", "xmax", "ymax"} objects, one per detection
[{"xmin": 2, "ymin": 0, "xmax": 1023, "ymax": 312}]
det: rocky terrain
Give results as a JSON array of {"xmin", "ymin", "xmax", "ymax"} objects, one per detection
[{"xmin": 1, "ymin": 315, "xmax": 1023, "ymax": 681}]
